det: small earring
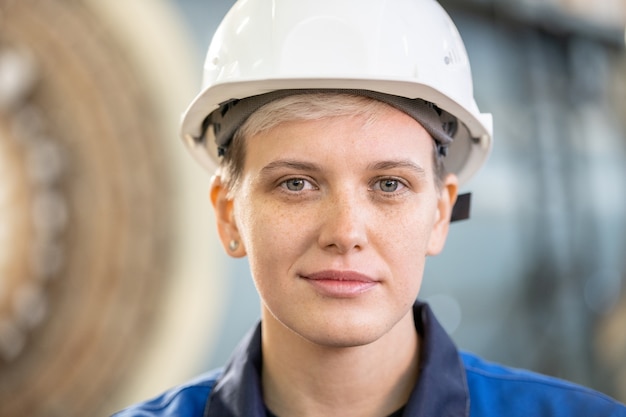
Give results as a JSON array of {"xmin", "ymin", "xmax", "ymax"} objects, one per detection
[{"xmin": 229, "ymin": 240, "xmax": 239, "ymax": 252}]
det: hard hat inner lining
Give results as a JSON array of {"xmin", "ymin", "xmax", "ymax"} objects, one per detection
[{"xmin": 201, "ymin": 89, "xmax": 463, "ymax": 159}]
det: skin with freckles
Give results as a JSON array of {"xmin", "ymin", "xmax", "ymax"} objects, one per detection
[{"xmin": 211, "ymin": 106, "xmax": 458, "ymax": 417}]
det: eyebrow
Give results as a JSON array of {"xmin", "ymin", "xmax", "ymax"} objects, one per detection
[
  {"xmin": 259, "ymin": 159, "xmax": 322, "ymax": 174},
  {"xmin": 367, "ymin": 159, "xmax": 426, "ymax": 176}
]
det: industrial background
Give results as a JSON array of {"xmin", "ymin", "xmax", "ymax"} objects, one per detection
[{"xmin": 0, "ymin": 0, "xmax": 625, "ymax": 415}]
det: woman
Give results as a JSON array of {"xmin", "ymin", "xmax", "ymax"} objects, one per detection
[
  {"xmin": 209, "ymin": 92, "xmax": 457, "ymax": 416},
  {"xmin": 114, "ymin": 0, "xmax": 626, "ymax": 415}
]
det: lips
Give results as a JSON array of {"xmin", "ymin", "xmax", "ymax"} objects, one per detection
[{"xmin": 300, "ymin": 270, "xmax": 379, "ymax": 298}]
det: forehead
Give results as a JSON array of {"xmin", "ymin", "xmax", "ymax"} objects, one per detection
[{"xmin": 242, "ymin": 105, "xmax": 435, "ymax": 171}]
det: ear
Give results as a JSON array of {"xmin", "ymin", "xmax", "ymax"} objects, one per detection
[
  {"xmin": 426, "ymin": 174, "xmax": 458, "ymax": 256},
  {"xmin": 210, "ymin": 175, "xmax": 246, "ymax": 258}
]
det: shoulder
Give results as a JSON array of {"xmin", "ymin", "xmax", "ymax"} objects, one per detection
[
  {"xmin": 460, "ymin": 352, "xmax": 626, "ymax": 417},
  {"xmin": 111, "ymin": 368, "xmax": 223, "ymax": 417}
]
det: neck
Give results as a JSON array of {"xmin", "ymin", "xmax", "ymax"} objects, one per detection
[{"xmin": 261, "ymin": 307, "xmax": 419, "ymax": 417}]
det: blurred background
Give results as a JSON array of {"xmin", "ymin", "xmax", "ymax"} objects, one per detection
[{"xmin": 0, "ymin": 0, "xmax": 625, "ymax": 415}]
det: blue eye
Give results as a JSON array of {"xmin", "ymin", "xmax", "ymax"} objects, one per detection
[
  {"xmin": 283, "ymin": 178, "xmax": 307, "ymax": 191},
  {"xmin": 379, "ymin": 179, "xmax": 400, "ymax": 192}
]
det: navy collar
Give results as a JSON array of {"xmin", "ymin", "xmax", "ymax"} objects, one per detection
[{"xmin": 204, "ymin": 302, "xmax": 469, "ymax": 417}]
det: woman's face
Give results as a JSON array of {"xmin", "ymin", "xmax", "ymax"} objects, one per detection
[{"xmin": 212, "ymin": 106, "xmax": 457, "ymax": 348}]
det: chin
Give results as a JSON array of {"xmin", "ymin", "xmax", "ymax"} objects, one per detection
[{"xmin": 295, "ymin": 318, "xmax": 394, "ymax": 349}]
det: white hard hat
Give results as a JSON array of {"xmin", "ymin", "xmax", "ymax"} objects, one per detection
[{"xmin": 180, "ymin": 0, "xmax": 493, "ymax": 186}]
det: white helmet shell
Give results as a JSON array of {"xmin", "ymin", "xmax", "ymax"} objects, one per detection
[{"xmin": 180, "ymin": 0, "xmax": 493, "ymax": 185}]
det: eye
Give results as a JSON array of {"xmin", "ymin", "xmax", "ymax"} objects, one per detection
[
  {"xmin": 281, "ymin": 178, "xmax": 312, "ymax": 192},
  {"xmin": 375, "ymin": 178, "xmax": 404, "ymax": 193},
  {"xmin": 379, "ymin": 179, "xmax": 399, "ymax": 192}
]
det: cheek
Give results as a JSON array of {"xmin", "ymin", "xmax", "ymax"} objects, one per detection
[
  {"xmin": 375, "ymin": 206, "xmax": 436, "ymax": 285},
  {"xmin": 380, "ymin": 204, "xmax": 437, "ymax": 253},
  {"xmin": 236, "ymin": 199, "xmax": 311, "ymax": 269}
]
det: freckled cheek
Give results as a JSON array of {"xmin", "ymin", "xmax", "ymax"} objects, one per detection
[
  {"xmin": 243, "ymin": 204, "xmax": 313, "ymax": 265},
  {"xmin": 244, "ymin": 207, "xmax": 318, "ymax": 305},
  {"xmin": 373, "ymin": 207, "xmax": 433, "ymax": 248},
  {"xmin": 374, "ymin": 217, "xmax": 431, "ymax": 287}
]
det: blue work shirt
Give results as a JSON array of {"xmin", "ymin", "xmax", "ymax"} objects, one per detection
[{"xmin": 113, "ymin": 302, "xmax": 626, "ymax": 416}]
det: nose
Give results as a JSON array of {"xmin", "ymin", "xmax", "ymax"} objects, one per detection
[{"xmin": 317, "ymin": 190, "xmax": 369, "ymax": 254}]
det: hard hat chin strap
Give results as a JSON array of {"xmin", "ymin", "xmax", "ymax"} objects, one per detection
[{"xmin": 451, "ymin": 193, "xmax": 471, "ymax": 222}]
